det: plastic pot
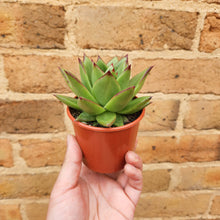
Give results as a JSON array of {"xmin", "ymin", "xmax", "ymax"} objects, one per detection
[{"xmin": 67, "ymin": 107, "xmax": 145, "ymax": 173}]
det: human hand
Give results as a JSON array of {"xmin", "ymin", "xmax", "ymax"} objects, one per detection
[{"xmin": 47, "ymin": 135, "xmax": 143, "ymax": 220}]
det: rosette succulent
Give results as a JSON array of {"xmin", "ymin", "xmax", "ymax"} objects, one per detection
[{"xmin": 55, "ymin": 55, "xmax": 153, "ymax": 127}]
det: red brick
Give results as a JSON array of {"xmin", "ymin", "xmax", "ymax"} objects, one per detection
[
  {"xmin": 0, "ymin": 204, "xmax": 21, "ymax": 220},
  {"xmin": 0, "ymin": 100, "xmax": 65, "ymax": 133},
  {"xmin": 0, "ymin": 139, "xmax": 13, "ymax": 167},
  {"xmin": 0, "ymin": 3, "xmax": 65, "ymax": 49},
  {"xmin": 135, "ymin": 192, "xmax": 211, "ymax": 217},
  {"xmin": 75, "ymin": 6, "xmax": 198, "ymax": 51},
  {"xmin": 0, "ymin": 173, "xmax": 58, "ymax": 198},
  {"xmin": 136, "ymin": 134, "xmax": 220, "ymax": 163},
  {"xmin": 139, "ymin": 100, "xmax": 180, "ymax": 131},
  {"xmin": 132, "ymin": 58, "xmax": 220, "ymax": 94},
  {"xmin": 20, "ymin": 138, "xmax": 66, "ymax": 167},
  {"xmin": 184, "ymin": 100, "xmax": 220, "ymax": 130},
  {"xmin": 199, "ymin": 13, "xmax": 220, "ymax": 53}
]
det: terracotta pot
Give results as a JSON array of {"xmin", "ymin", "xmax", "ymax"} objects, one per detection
[{"xmin": 67, "ymin": 107, "xmax": 145, "ymax": 173}]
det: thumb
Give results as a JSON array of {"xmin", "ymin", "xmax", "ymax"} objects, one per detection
[{"xmin": 51, "ymin": 135, "xmax": 82, "ymax": 197}]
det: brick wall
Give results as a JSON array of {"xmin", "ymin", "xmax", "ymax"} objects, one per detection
[{"xmin": 0, "ymin": 0, "xmax": 219, "ymax": 219}]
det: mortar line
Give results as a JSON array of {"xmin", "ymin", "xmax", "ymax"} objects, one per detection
[
  {"xmin": 67, "ymin": 0, "xmax": 220, "ymax": 13},
  {"xmin": 0, "ymin": 92, "xmax": 219, "ymax": 101},
  {"xmin": 1, "ymin": 0, "xmax": 220, "ymax": 13},
  {"xmin": 192, "ymin": 12, "xmax": 207, "ymax": 52},
  {"xmin": 0, "ymin": 47, "xmax": 219, "ymax": 59},
  {"xmin": 204, "ymin": 193, "xmax": 218, "ymax": 217},
  {"xmin": 143, "ymin": 160, "xmax": 220, "ymax": 170},
  {"xmin": 0, "ymin": 198, "xmax": 49, "ymax": 204}
]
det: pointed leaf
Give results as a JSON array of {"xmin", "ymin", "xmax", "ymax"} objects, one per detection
[
  {"xmin": 91, "ymin": 63, "xmax": 104, "ymax": 85},
  {"xmin": 113, "ymin": 114, "xmax": 124, "ymax": 127},
  {"xmin": 64, "ymin": 70, "xmax": 97, "ymax": 103},
  {"xmin": 76, "ymin": 112, "xmax": 96, "ymax": 122},
  {"xmin": 59, "ymin": 67, "xmax": 75, "ymax": 91},
  {"xmin": 79, "ymin": 58, "xmax": 92, "ymax": 93},
  {"xmin": 118, "ymin": 96, "xmax": 152, "ymax": 114},
  {"xmin": 97, "ymin": 56, "xmax": 107, "ymax": 72},
  {"xmin": 115, "ymin": 56, "xmax": 128, "ymax": 75},
  {"xmin": 93, "ymin": 71, "xmax": 121, "ymax": 106},
  {"xmin": 77, "ymin": 97, "xmax": 105, "ymax": 115},
  {"xmin": 54, "ymin": 95, "xmax": 81, "ymax": 110},
  {"xmin": 117, "ymin": 65, "xmax": 131, "ymax": 89},
  {"xmin": 96, "ymin": 111, "xmax": 116, "ymax": 127},
  {"xmin": 83, "ymin": 54, "xmax": 93, "ymax": 84},
  {"xmin": 129, "ymin": 66, "xmax": 153, "ymax": 95},
  {"xmin": 105, "ymin": 86, "xmax": 135, "ymax": 112},
  {"xmin": 107, "ymin": 57, "xmax": 118, "ymax": 67},
  {"xmin": 104, "ymin": 64, "xmax": 117, "ymax": 78}
]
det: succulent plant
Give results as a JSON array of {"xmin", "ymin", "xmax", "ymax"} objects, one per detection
[{"xmin": 55, "ymin": 55, "xmax": 153, "ymax": 127}]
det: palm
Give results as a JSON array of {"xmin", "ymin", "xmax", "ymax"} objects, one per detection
[{"xmin": 47, "ymin": 136, "xmax": 142, "ymax": 220}]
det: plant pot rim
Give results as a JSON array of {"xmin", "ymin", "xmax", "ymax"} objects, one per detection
[{"xmin": 67, "ymin": 107, "xmax": 145, "ymax": 133}]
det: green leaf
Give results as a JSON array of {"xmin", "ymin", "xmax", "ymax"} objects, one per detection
[
  {"xmin": 105, "ymin": 86, "xmax": 135, "ymax": 112},
  {"xmin": 63, "ymin": 70, "xmax": 97, "ymax": 103},
  {"xmin": 114, "ymin": 55, "xmax": 128, "ymax": 75},
  {"xmin": 129, "ymin": 66, "xmax": 153, "ymax": 95},
  {"xmin": 118, "ymin": 96, "xmax": 152, "ymax": 114},
  {"xmin": 54, "ymin": 95, "xmax": 81, "ymax": 110},
  {"xmin": 83, "ymin": 54, "xmax": 93, "ymax": 84},
  {"xmin": 117, "ymin": 65, "xmax": 131, "ymax": 89},
  {"xmin": 77, "ymin": 97, "xmax": 105, "ymax": 115},
  {"xmin": 113, "ymin": 114, "xmax": 124, "ymax": 127},
  {"xmin": 92, "ymin": 71, "xmax": 121, "ymax": 106},
  {"xmin": 96, "ymin": 56, "xmax": 107, "ymax": 72},
  {"xmin": 104, "ymin": 64, "xmax": 117, "ymax": 78},
  {"xmin": 59, "ymin": 67, "xmax": 75, "ymax": 92},
  {"xmin": 96, "ymin": 111, "xmax": 116, "ymax": 127},
  {"xmin": 76, "ymin": 112, "xmax": 96, "ymax": 122},
  {"xmin": 123, "ymin": 115, "xmax": 129, "ymax": 123},
  {"xmin": 79, "ymin": 58, "xmax": 92, "ymax": 93},
  {"xmin": 107, "ymin": 57, "xmax": 118, "ymax": 67},
  {"xmin": 91, "ymin": 63, "xmax": 104, "ymax": 85}
]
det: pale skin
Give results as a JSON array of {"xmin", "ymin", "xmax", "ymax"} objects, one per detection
[{"xmin": 47, "ymin": 135, "xmax": 143, "ymax": 220}]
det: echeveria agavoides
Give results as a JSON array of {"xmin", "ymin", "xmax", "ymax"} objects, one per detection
[{"xmin": 56, "ymin": 55, "xmax": 153, "ymax": 127}]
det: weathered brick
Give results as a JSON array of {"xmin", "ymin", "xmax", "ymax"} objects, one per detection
[
  {"xmin": 0, "ymin": 204, "xmax": 21, "ymax": 220},
  {"xmin": 136, "ymin": 134, "xmax": 220, "ymax": 163},
  {"xmin": 75, "ymin": 6, "xmax": 198, "ymax": 51},
  {"xmin": 4, "ymin": 55, "xmax": 77, "ymax": 93},
  {"xmin": 199, "ymin": 13, "xmax": 220, "ymax": 53},
  {"xmin": 182, "ymin": 0, "xmax": 220, "ymax": 3},
  {"xmin": 0, "ymin": 139, "xmax": 13, "ymax": 167},
  {"xmin": 139, "ymin": 100, "xmax": 180, "ymax": 131},
  {"xmin": 25, "ymin": 203, "xmax": 48, "ymax": 220},
  {"xmin": 176, "ymin": 167, "xmax": 220, "ymax": 190},
  {"xmin": 20, "ymin": 138, "xmax": 66, "ymax": 167},
  {"xmin": 135, "ymin": 192, "xmax": 211, "ymax": 217},
  {"xmin": 0, "ymin": 173, "xmax": 58, "ymax": 198},
  {"xmin": 210, "ymin": 196, "xmax": 220, "ymax": 215},
  {"xmin": 142, "ymin": 169, "xmax": 170, "ymax": 193},
  {"xmin": 0, "ymin": 3, "xmax": 65, "ymax": 49},
  {"xmin": 4, "ymin": 55, "xmax": 113, "ymax": 93},
  {"xmin": 184, "ymin": 100, "xmax": 220, "ymax": 130},
  {"xmin": 132, "ymin": 58, "xmax": 220, "ymax": 94},
  {"xmin": 0, "ymin": 100, "xmax": 65, "ymax": 133}
]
